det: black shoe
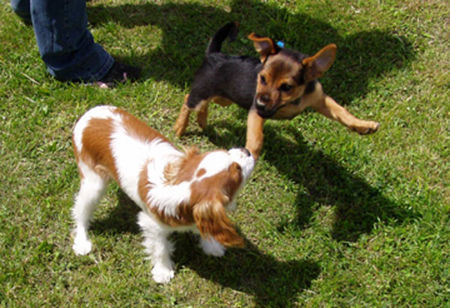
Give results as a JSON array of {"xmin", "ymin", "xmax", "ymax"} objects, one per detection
[{"xmin": 96, "ymin": 61, "xmax": 141, "ymax": 88}]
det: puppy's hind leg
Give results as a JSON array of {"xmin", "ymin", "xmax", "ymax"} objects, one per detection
[
  {"xmin": 72, "ymin": 166, "xmax": 107, "ymax": 255},
  {"xmin": 137, "ymin": 212, "xmax": 175, "ymax": 284},
  {"xmin": 174, "ymin": 94, "xmax": 192, "ymax": 137},
  {"xmin": 196, "ymin": 99, "xmax": 210, "ymax": 130}
]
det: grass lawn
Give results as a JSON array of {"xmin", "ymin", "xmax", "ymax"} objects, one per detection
[{"xmin": 0, "ymin": 0, "xmax": 448, "ymax": 306}]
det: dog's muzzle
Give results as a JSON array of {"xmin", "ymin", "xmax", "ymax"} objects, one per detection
[
  {"xmin": 255, "ymin": 101, "xmax": 277, "ymax": 118},
  {"xmin": 228, "ymin": 148, "xmax": 255, "ymax": 181}
]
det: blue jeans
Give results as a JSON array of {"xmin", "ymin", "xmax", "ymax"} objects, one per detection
[{"xmin": 11, "ymin": 0, "xmax": 114, "ymax": 81}]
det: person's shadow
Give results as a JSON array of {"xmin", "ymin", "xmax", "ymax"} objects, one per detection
[{"xmin": 87, "ymin": 0, "xmax": 415, "ymax": 105}]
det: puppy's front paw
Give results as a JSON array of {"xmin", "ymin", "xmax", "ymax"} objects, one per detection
[
  {"xmin": 352, "ymin": 121, "xmax": 380, "ymax": 135},
  {"xmin": 152, "ymin": 264, "xmax": 175, "ymax": 284},
  {"xmin": 73, "ymin": 238, "xmax": 92, "ymax": 256},
  {"xmin": 200, "ymin": 237, "xmax": 226, "ymax": 257}
]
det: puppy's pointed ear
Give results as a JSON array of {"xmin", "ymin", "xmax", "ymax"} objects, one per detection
[
  {"xmin": 193, "ymin": 197, "xmax": 244, "ymax": 248},
  {"xmin": 302, "ymin": 44, "xmax": 337, "ymax": 81},
  {"xmin": 248, "ymin": 33, "xmax": 278, "ymax": 62}
]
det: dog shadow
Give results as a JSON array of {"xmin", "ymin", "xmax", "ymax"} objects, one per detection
[
  {"xmin": 87, "ymin": 0, "xmax": 415, "ymax": 104},
  {"xmin": 89, "ymin": 190, "xmax": 320, "ymax": 306},
  {"xmin": 172, "ymin": 233, "xmax": 320, "ymax": 307},
  {"xmin": 90, "ymin": 189, "xmax": 141, "ymax": 235},
  {"xmin": 204, "ymin": 116, "xmax": 418, "ymax": 242}
]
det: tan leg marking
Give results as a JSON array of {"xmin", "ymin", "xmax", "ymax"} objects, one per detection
[
  {"xmin": 196, "ymin": 100, "xmax": 210, "ymax": 130},
  {"xmin": 174, "ymin": 94, "xmax": 192, "ymax": 137},
  {"xmin": 312, "ymin": 95, "xmax": 380, "ymax": 134},
  {"xmin": 196, "ymin": 96, "xmax": 232, "ymax": 130},
  {"xmin": 245, "ymin": 108, "xmax": 265, "ymax": 159},
  {"xmin": 212, "ymin": 96, "xmax": 233, "ymax": 107}
]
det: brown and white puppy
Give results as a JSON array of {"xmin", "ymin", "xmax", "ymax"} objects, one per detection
[
  {"xmin": 72, "ymin": 105, "xmax": 255, "ymax": 283},
  {"xmin": 174, "ymin": 22, "xmax": 380, "ymax": 158}
]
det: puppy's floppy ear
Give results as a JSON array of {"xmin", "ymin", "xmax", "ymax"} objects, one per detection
[
  {"xmin": 302, "ymin": 44, "xmax": 337, "ymax": 81},
  {"xmin": 193, "ymin": 197, "xmax": 244, "ymax": 248},
  {"xmin": 248, "ymin": 33, "xmax": 278, "ymax": 62}
]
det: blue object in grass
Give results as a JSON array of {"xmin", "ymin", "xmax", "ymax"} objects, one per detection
[{"xmin": 277, "ymin": 41, "xmax": 285, "ymax": 48}]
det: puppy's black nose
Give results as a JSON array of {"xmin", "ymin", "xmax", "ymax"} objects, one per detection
[{"xmin": 259, "ymin": 94, "xmax": 270, "ymax": 104}]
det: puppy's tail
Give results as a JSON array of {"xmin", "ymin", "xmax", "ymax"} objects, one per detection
[{"xmin": 206, "ymin": 22, "xmax": 239, "ymax": 55}]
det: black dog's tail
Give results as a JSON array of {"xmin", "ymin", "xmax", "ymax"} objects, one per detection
[{"xmin": 206, "ymin": 22, "xmax": 239, "ymax": 55}]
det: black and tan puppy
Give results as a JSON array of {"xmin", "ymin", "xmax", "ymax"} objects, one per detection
[{"xmin": 174, "ymin": 22, "xmax": 379, "ymax": 158}]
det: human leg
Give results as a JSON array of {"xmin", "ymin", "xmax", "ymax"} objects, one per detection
[{"xmin": 29, "ymin": 0, "xmax": 114, "ymax": 81}]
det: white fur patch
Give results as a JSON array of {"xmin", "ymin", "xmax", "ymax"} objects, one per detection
[
  {"xmin": 146, "ymin": 182, "xmax": 191, "ymax": 218},
  {"xmin": 200, "ymin": 237, "xmax": 225, "ymax": 257},
  {"xmin": 227, "ymin": 148, "xmax": 255, "ymax": 184},
  {"xmin": 137, "ymin": 211, "xmax": 175, "ymax": 283},
  {"xmin": 71, "ymin": 161, "xmax": 108, "ymax": 256},
  {"xmin": 194, "ymin": 149, "xmax": 255, "ymax": 184},
  {"xmin": 195, "ymin": 151, "xmax": 232, "ymax": 180},
  {"xmin": 143, "ymin": 140, "xmax": 192, "ymax": 218}
]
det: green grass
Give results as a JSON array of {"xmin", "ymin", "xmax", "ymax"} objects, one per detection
[{"xmin": 0, "ymin": 0, "xmax": 448, "ymax": 306}]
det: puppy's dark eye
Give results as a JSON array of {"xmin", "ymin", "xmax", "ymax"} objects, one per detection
[
  {"xmin": 260, "ymin": 75, "xmax": 267, "ymax": 85},
  {"xmin": 279, "ymin": 83, "xmax": 293, "ymax": 92}
]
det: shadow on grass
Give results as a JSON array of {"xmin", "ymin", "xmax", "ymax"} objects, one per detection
[
  {"xmin": 173, "ymin": 233, "xmax": 320, "ymax": 307},
  {"xmin": 91, "ymin": 190, "xmax": 140, "ymax": 235},
  {"xmin": 84, "ymin": 1, "xmax": 416, "ymax": 301},
  {"xmin": 89, "ymin": 192, "xmax": 320, "ymax": 306},
  {"xmin": 87, "ymin": 0, "xmax": 415, "ymax": 105},
  {"xmin": 86, "ymin": 1, "xmax": 417, "ymax": 239},
  {"xmin": 203, "ymin": 116, "xmax": 418, "ymax": 242}
]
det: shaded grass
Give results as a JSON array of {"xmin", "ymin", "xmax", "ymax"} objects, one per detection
[{"xmin": 0, "ymin": 0, "xmax": 448, "ymax": 306}]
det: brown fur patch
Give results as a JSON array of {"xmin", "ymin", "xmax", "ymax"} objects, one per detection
[
  {"xmin": 78, "ymin": 117, "xmax": 117, "ymax": 180},
  {"xmin": 193, "ymin": 198, "xmax": 244, "ymax": 247},
  {"xmin": 113, "ymin": 108, "xmax": 168, "ymax": 143},
  {"xmin": 164, "ymin": 147, "xmax": 204, "ymax": 185},
  {"xmin": 196, "ymin": 168, "xmax": 206, "ymax": 178},
  {"xmin": 212, "ymin": 96, "xmax": 233, "ymax": 107}
]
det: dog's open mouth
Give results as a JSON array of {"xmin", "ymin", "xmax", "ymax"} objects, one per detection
[
  {"xmin": 255, "ymin": 102, "xmax": 278, "ymax": 118},
  {"xmin": 256, "ymin": 109, "xmax": 276, "ymax": 118}
]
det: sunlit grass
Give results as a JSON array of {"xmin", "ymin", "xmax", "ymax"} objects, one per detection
[{"xmin": 0, "ymin": 0, "xmax": 447, "ymax": 306}]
